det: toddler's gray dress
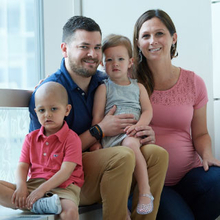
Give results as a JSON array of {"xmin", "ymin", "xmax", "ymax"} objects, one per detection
[{"xmin": 101, "ymin": 78, "xmax": 141, "ymax": 148}]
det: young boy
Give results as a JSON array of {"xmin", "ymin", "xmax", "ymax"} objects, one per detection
[
  {"xmin": 0, "ymin": 82, "xmax": 84, "ymax": 220},
  {"xmin": 90, "ymin": 34, "xmax": 154, "ymax": 216}
]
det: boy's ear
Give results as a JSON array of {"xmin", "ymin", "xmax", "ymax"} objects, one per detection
[{"xmin": 65, "ymin": 104, "xmax": 72, "ymax": 116}]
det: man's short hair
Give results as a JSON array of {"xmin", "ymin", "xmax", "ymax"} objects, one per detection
[{"xmin": 62, "ymin": 16, "xmax": 102, "ymax": 43}]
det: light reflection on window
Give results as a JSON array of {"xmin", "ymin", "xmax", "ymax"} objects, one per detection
[
  {"xmin": 0, "ymin": 0, "xmax": 41, "ymax": 183},
  {"xmin": 0, "ymin": 0, "xmax": 39, "ymax": 89}
]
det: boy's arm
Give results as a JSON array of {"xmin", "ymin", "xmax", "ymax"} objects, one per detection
[
  {"xmin": 12, "ymin": 162, "xmax": 29, "ymax": 208},
  {"xmin": 37, "ymin": 161, "xmax": 76, "ymax": 191},
  {"xmin": 26, "ymin": 161, "xmax": 76, "ymax": 209},
  {"xmin": 125, "ymin": 83, "xmax": 153, "ymax": 135}
]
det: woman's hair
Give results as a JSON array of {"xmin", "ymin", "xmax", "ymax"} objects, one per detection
[
  {"xmin": 133, "ymin": 9, "xmax": 178, "ymax": 95},
  {"xmin": 102, "ymin": 34, "xmax": 132, "ymax": 58}
]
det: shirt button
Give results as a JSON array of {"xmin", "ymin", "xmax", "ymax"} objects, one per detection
[
  {"xmin": 82, "ymin": 92, "xmax": 85, "ymax": 96},
  {"xmin": 43, "ymin": 153, "xmax": 47, "ymax": 156},
  {"xmin": 46, "ymin": 142, "xmax": 49, "ymax": 145},
  {"xmin": 77, "ymin": 88, "xmax": 80, "ymax": 90}
]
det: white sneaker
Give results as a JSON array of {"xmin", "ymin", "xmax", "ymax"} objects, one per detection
[{"xmin": 31, "ymin": 194, "xmax": 62, "ymax": 214}]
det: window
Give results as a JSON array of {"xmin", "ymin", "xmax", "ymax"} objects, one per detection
[
  {"xmin": 0, "ymin": 0, "xmax": 43, "ymax": 183},
  {"xmin": 0, "ymin": 0, "xmax": 43, "ymax": 89}
]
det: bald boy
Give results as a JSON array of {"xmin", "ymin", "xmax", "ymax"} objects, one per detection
[{"xmin": 0, "ymin": 82, "xmax": 84, "ymax": 220}]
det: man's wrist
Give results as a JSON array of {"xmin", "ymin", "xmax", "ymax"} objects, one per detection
[{"xmin": 89, "ymin": 124, "xmax": 104, "ymax": 140}]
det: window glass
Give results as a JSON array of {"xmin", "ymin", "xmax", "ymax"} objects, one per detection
[
  {"xmin": 0, "ymin": 108, "xmax": 29, "ymax": 183},
  {"xmin": 0, "ymin": 0, "xmax": 41, "ymax": 89},
  {"xmin": 0, "ymin": 0, "xmax": 42, "ymax": 184}
]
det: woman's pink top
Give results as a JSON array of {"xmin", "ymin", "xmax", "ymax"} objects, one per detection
[{"xmin": 150, "ymin": 68, "xmax": 208, "ymax": 186}]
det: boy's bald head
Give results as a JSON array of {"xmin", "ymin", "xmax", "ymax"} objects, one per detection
[{"xmin": 35, "ymin": 82, "xmax": 69, "ymax": 106}]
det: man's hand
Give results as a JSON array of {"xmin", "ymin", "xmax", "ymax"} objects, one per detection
[
  {"xmin": 98, "ymin": 105, "xmax": 137, "ymax": 137},
  {"xmin": 34, "ymin": 75, "xmax": 50, "ymax": 89}
]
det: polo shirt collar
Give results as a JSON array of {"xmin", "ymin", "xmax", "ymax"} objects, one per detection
[{"xmin": 36, "ymin": 121, "xmax": 69, "ymax": 142}]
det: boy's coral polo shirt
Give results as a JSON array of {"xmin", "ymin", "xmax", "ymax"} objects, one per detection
[{"xmin": 19, "ymin": 121, "xmax": 84, "ymax": 188}]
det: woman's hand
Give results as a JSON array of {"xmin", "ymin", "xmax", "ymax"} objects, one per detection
[
  {"xmin": 134, "ymin": 125, "xmax": 156, "ymax": 145},
  {"xmin": 202, "ymin": 156, "xmax": 220, "ymax": 171}
]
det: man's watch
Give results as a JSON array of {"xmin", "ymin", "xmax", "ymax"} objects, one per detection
[{"xmin": 89, "ymin": 124, "xmax": 104, "ymax": 140}]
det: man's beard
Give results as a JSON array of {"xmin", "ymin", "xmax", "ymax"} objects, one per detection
[{"xmin": 69, "ymin": 59, "xmax": 99, "ymax": 78}]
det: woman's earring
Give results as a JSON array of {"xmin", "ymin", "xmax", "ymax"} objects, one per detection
[
  {"xmin": 139, "ymin": 49, "xmax": 143, "ymax": 63},
  {"xmin": 171, "ymin": 43, "xmax": 178, "ymax": 58}
]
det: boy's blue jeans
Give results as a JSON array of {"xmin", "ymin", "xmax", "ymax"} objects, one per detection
[{"xmin": 156, "ymin": 166, "xmax": 220, "ymax": 220}]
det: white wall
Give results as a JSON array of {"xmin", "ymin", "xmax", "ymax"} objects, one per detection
[
  {"xmin": 81, "ymin": 0, "xmax": 215, "ymax": 154},
  {"xmin": 43, "ymin": 0, "xmax": 75, "ymax": 75},
  {"xmin": 212, "ymin": 2, "xmax": 220, "ymax": 159}
]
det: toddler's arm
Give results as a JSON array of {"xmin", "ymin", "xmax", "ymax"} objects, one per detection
[
  {"xmin": 92, "ymin": 84, "xmax": 107, "ymax": 126},
  {"xmin": 125, "ymin": 83, "xmax": 153, "ymax": 136}
]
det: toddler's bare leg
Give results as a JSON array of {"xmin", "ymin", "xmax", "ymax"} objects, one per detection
[
  {"xmin": 122, "ymin": 137, "xmax": 151, "ymax": 194},
  {"xmin": 131, "ymin": 144, "xmax": 168, "ymax": 220},
  {"xmin": 122, "ymin": 137, "xmax": 153, "ymax": 214}
]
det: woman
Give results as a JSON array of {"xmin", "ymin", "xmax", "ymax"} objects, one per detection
[{"xmin": 133, "ymin": 9, "xmax": 220, "ymax": 220}]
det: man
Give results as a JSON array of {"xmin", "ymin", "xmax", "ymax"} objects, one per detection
[{"xmin": 29, "ymin": 16, "xmax": 168, "ymax": 220}]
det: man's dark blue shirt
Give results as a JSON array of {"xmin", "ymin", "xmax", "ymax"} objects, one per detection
[{"xmin": 29, "ymin": 58, "xmax": 107, "ymax": 135}]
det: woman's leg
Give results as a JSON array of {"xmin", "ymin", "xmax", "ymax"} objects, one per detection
[
  {"xmin": 80, "ymin": 146, "xmax": 135, "ymax": 220},
  {"xmin": 174, "ymin": 166, "xmax": 220, "ymax": 220},
  {"xmin": 131, "ymin": 144, "xmax": 169, "ymax": 220},
  {"xmin": 156, "ymin": 186, "xmax": 195, "ymax": 220}
]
